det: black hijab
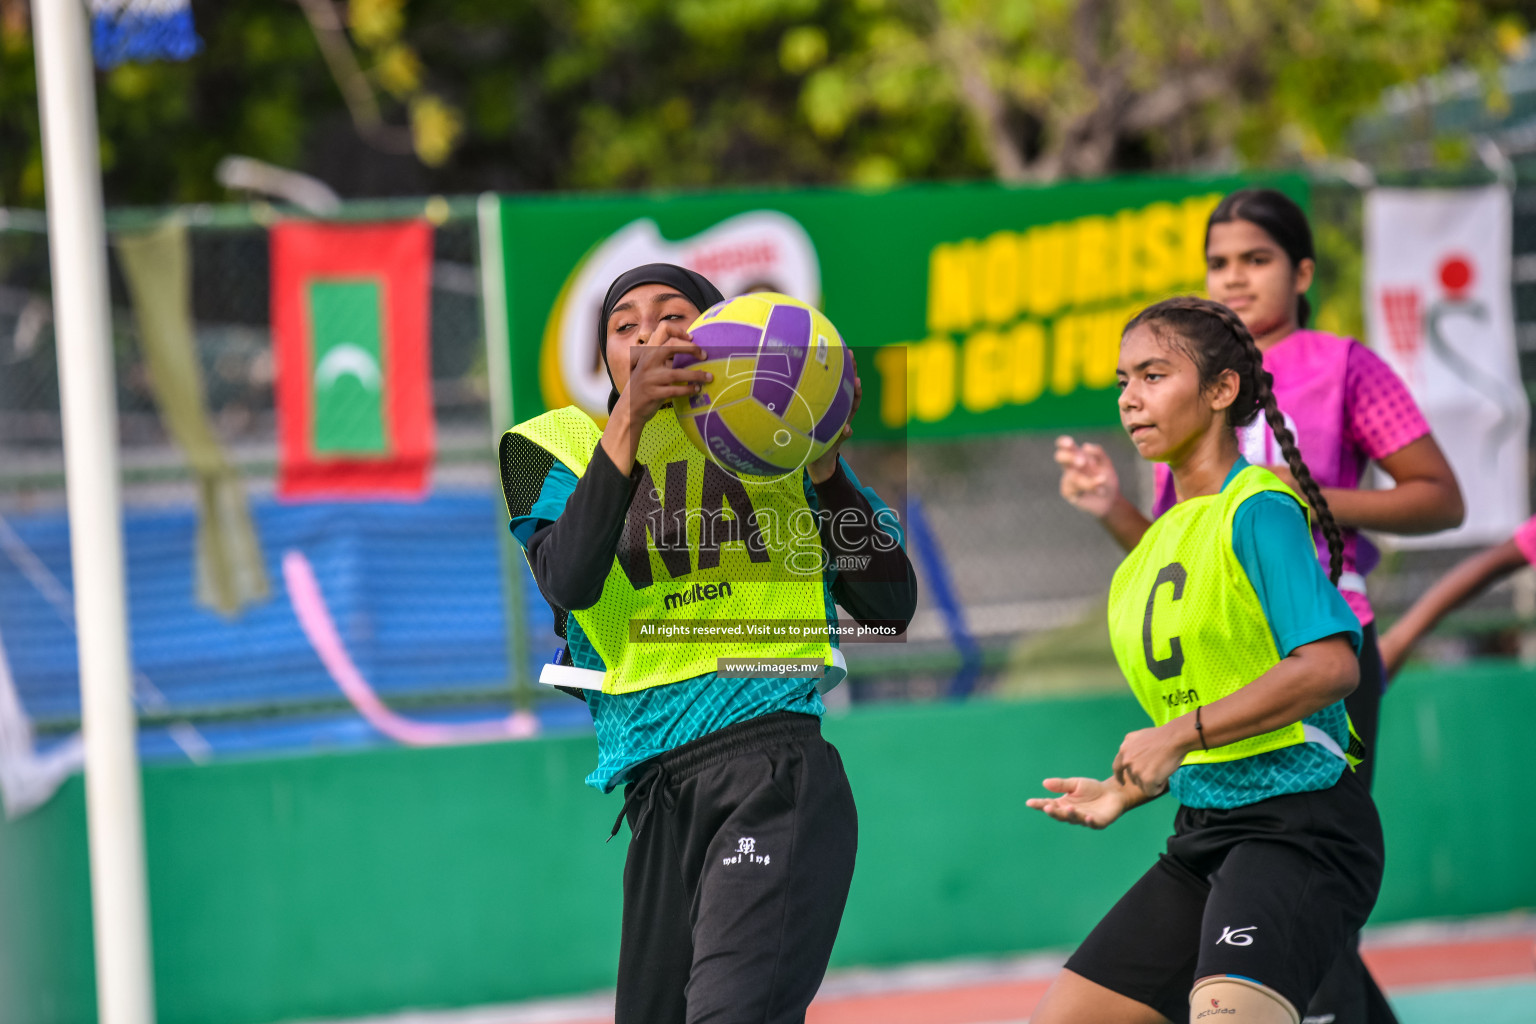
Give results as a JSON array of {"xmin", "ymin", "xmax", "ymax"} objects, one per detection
[{"xmin": 598, "ymin": 263, "xmax": 725, "ymax": 413}]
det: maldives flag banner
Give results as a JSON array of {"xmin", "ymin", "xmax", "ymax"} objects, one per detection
[{"xmin": 271, "ymin": 221, "xmax": 434, "ymax": 500}]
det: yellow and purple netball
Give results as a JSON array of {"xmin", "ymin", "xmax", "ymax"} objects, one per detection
[{"xmin": 671, "ymin": 292, "xmax": 856, "ymax": 477}]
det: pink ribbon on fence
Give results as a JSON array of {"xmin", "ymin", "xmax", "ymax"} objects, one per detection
[{"xmin": 282, "ymin": 549, "xmax": 538, "ymax": 746}]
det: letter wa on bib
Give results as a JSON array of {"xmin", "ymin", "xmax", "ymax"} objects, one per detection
[{"xmin": 501, "ymin": 406, "xmax": 831, "ymax": 694}]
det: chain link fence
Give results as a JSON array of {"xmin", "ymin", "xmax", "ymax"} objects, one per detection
[
  {"xmin": 0, "ymin": 202, "xmax": 490, "ymax": 486},
  {"xmin": 0, "ymin": 200, "xmax": 532, "ymax": 761},
  {"xmin": 0, "ymin": 186, "xmax": 1531, "ymax": 759}
]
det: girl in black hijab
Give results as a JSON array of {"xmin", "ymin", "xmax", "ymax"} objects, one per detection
[
  {"xmin": 597, "ymin": 262, "xmax": 724, "ymax": 413},
  {"xmin": 498, "ymin": 263, "xmax": 918, "ymax": 1024}
]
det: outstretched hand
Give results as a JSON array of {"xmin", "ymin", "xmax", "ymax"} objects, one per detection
[
  {"xmin": 1054, "ymin": 436, "xmax": 1122, "ymax": 519},
  {"xmin": 1025, "ymin": 776, "xmax": 1131, "ymax": 830}
]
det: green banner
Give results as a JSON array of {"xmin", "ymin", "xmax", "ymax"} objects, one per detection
[{"xmin": 496, "ymin": 174, "xmax": 1306, "ymax": 439}]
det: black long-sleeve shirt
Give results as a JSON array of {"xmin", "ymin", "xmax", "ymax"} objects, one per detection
[{"xmin": 522, "ymin": 441, "xmax": 918, "ymax": 630}]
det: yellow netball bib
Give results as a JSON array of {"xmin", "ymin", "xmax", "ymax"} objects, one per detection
[
  {"xmin": 501, "ymin": 406, "xmax": 831, "ymax": 695},
  {"xmin": 1108, "ymin": 465, "xmax": 1324, "ymax": 765}
]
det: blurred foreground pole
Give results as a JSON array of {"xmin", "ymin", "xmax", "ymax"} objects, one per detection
[{"xmin": 31, "ymin": 2, "xmax": 156, "ymax": 1022}]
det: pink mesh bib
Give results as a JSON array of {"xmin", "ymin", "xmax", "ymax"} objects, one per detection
[{"xmin": 1153, "ymin": 330, "xmax": 1429, "ymax": 625}]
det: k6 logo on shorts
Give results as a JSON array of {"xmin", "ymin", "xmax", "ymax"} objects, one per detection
[{"xmin": 1216, "ymin": 925, "xmax": 1258, "ymax": 946}]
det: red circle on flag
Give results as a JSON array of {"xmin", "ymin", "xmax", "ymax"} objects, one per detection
[{"xmin": 1439, "ymin": 255, "xmax": 1473, "ymax": 298}]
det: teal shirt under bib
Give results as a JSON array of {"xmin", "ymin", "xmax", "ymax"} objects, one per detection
[
  {"xmin": 1168, "ymin": 458, "xmax": 1362, "ymax": 809},
  {"xmin": 513, "ymin": 457, "xmax": 899, "ymax": 792}
]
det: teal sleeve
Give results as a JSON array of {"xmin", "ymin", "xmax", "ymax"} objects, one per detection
[
  {"xmin": 835, "ymin": 457, "xmax": 905, "ymax": 549},
  {"xmin": 509, "ymin": 461, "xmax": 579, "ymax": 548},
  {"xmin": 1231, "ymin": 492, "xmax": 1362, "ymax": 657}
]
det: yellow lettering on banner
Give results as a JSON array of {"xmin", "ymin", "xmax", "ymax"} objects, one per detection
[
  {"xmin": 1140, "ymin": 201, "xmax": 1180, "ymax": 294},
  {"xmin": 927, "ymin": 243, "xmax": 973, "ymax": 332},
  {"xmin": 1055, "ymin": 219, "xmax": 1082, "ymax": 308},
  {"xmin": 961, "ymin": 330, "xmax": 1007, "ymax": 413},
  {"xmin": 1105, "ymin": 208, "xmax": 1134, "ymax": 299},
  {"xmin": 1069, "ymin": 216, "xmax": 1111, "ymax": 306},
  {"xmin": 1117, "ymin": 206, "xmax": 1146, "ymax": 295},
  {"xmin": 968, "ymin": 241, "xmax": 990, "ymax": 327},
  {"xmin": 873, "ymin": 345, "xmax": 909, "ymax": 428},
  {"xmin": 1181, "ymin": 194, "xmax": 1221, "ymax": 278},
  {"xmin": 1082, "ymin": 308, "xmax": 1124, "ymax": 390},
  {"xmin": 912, "ymin": 337, "xmax": 957, "ymax": 422},
  {"xmin": 1013, "ymin": 229, "xmax": 1033, "ymax": 318},
  {"xmin": 981, "ymin": 232, "xmax": 1021, "ymax": 327},
  {"xmin": 1026, "ymin": 222, "xmax": 1067, "ymax": 318},
  {"xmin": 1049, "ymin": 310, "xmax": 1121, "ymax": 396},
  {"xmin": 1050, "ymin": 314, "xmax": 1078, "ymax": 396},
  {"xmin": 1008, "ymin": 321, "xmax": 1046, "ymax": 404},
  {"xmin": 911, "ymin": 193, "xmax": 1235, "ymax": 426}
]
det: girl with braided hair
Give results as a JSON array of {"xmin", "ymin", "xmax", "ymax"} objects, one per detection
[
  {"xmin": 1056, "ymin": 188, "xmax": 1461, "ymax": 1024},
  {"xmin": 1028, "ymin": 297, "xmax": 1382, "ymax": 1024},
  {"xmin": 1057, "ymin": 188, "xmax": 1462, "ymax": 790}
]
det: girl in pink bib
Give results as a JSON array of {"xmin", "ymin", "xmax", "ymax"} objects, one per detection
[{"xmin": 1055, "ymin": 188, "xmax": 1464, "ymax": 1024}]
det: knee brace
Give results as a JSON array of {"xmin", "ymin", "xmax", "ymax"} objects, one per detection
[{"xmin": 1190, "ymin": 975, "xmax": 1300, "ymax": 1024}]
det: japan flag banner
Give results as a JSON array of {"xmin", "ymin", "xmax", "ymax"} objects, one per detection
[{"xmin": 1364, "ymin": 186, "xmax": 1530, "ymax": 547}]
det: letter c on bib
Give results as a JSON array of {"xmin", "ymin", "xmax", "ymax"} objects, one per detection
[{"xmin": 1142, "ymin": 562, "xmax": 1186, "ymax": 681}]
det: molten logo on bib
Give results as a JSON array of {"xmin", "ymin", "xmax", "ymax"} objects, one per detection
[{"xmin": 663, "ymin": 581, "xmax": 735, "ymax": 611}]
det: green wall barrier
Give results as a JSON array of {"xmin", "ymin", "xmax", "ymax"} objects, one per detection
[
  {"xmin": 1370, "ymin": 660, "xmax": 1536, "ymax": 921},
  {"xmin": 2, "ymin": 662, "xmax": 1532, "ymax": 1024}
]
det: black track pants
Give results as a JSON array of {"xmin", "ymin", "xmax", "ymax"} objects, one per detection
[{"xmin": 613, "ymin": 712, "xmax": 858, "ymax": 1024}]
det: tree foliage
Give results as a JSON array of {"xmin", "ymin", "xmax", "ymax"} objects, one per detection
[
  {"xmin": 808, "ymin": 0, "xmax": 1531, "ymax": 181},
  {"xmin": 0, "ymin": 0, "xmax": 1530, "ymax": 207}
]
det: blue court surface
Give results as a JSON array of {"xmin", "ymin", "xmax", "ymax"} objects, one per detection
[{"xmin": 1393, "ymin": 978, "xmax": 1535, "ymax": 1024}]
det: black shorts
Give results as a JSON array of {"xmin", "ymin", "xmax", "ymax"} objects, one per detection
[
  {"xmin": 1065, "ymin": 769, "xmax": 1385, "ymax": 1022},
  {"xmin": 614, "ymin": 711, "xmax": 858, "ymax": 1024}
]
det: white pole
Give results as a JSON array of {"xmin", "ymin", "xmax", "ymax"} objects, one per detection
[
  {"xmin": 30, "ymin": 3, "xmax": 156, "ymax": 1023},
  {"xmin": 476, "ymin": 192, "xmax": 514, "ymax": 434},
  {"xmin": 477, "ymin": 192, "xmax": 532, "ymax": 706}
]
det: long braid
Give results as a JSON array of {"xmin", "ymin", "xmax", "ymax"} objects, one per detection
[
  {"xmin": 1127, "ymin": 296, "xmax": 1346, "ymax": 586},
  {"xmin": 1209, "ymin": 305, "xmax": 1344, "ymax": 584}
]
